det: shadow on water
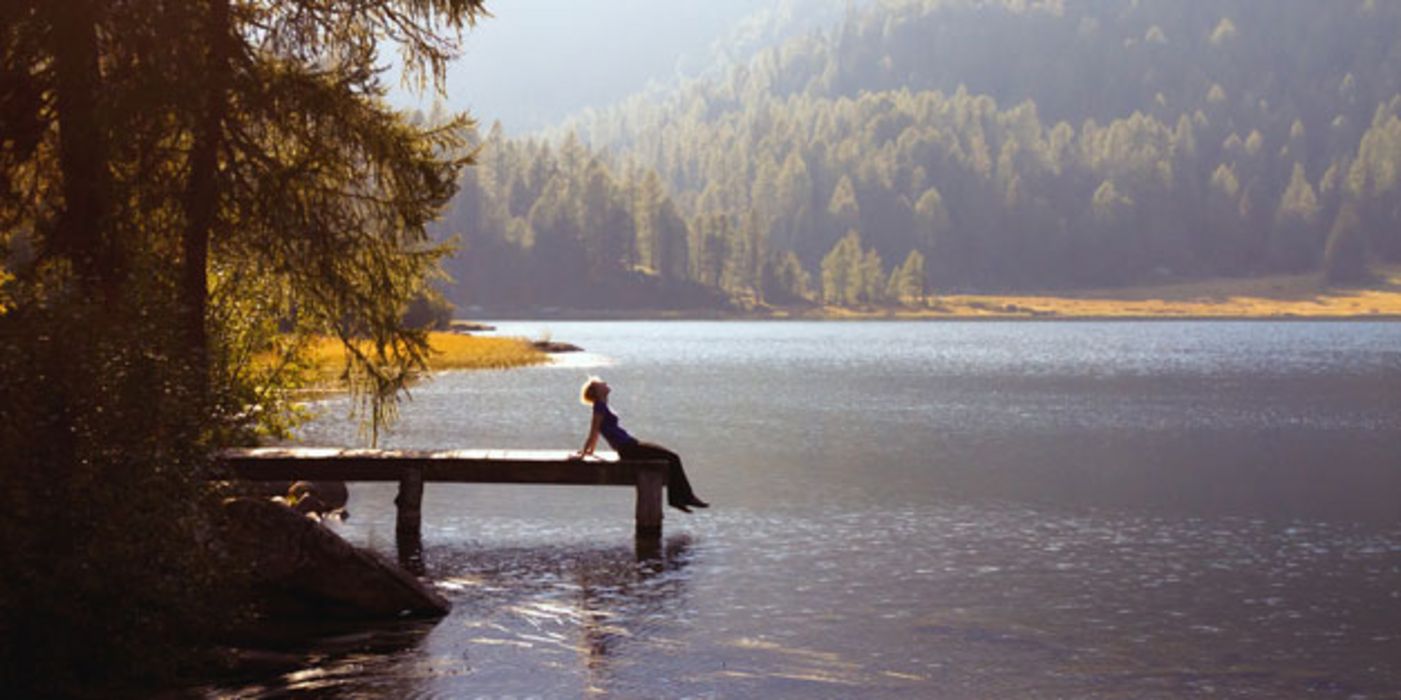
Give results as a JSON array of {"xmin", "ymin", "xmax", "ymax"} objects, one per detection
[{"xmin": 203, "ymin": 535, "xmax": 695, "ymax": 698}]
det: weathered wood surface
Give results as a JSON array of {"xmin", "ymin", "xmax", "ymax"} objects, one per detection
[
  {"xmin": 634, "ymin": 465, "xmax": 665, "ymax": 538},
  {"xmin": 217, "ymin": 447, "xmax": 668, "ymax": 486}
]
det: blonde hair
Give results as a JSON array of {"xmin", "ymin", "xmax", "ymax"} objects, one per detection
[{"xmin": 580, "ymin": 376, "xmax": 604, "ymax": 405}]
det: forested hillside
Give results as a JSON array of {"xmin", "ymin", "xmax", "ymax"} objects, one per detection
[{"xmin": 438, "ymin": 0, "xmax": 1401, "ymax": 310}]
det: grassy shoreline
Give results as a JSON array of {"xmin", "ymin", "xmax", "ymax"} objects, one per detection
[
  {"xmin": 846, "ymin": 265, "xmax": 1401, "ymax": 320},
  {"xmin": 488, "ymin": 266, "xmax": 1401, "ymax": 321},
  {"xmin": 295, "ymin": 332, "xmax": 548, "ymax": 386}
]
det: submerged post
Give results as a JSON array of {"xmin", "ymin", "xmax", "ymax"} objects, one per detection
[
  {"xmin": 635, "ymin": 463, "xmax": 664, "ymax": 539},
  {"xmin": 395, "ymin": 466, "xmax": 425, "ymax": 575}
]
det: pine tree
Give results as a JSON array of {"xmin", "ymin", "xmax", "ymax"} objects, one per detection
[
  {"xmin": 763, "ymin": 250, "xmax": 813, "ymax": 303},
  {"xmin": 888, "ymin": 249, "xmax": 927, "ymax": 305},
  {"xmin": 1323, "ymin": 205, "xmax": 1370, "ymax": 285},
  {"xmin": 827, "ymin": 174, "xmax": 861, "ymax": 241},
  {"xmin": 821, "ymin": 230, "xmax": 861, "ymax": 304},
  {"xmin": 0, "ymin": 0, "xmax": 488, "ymax": 689},
  {"xmin": 1270, "ymin": 163, "xmax": 1323, "ymax": 271}
]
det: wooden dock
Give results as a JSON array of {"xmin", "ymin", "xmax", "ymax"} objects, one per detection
[{"xmin": 217, "ymin": 447, "xmax": 670, "ymax": 572}]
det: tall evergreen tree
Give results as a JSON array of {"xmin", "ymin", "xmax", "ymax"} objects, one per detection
[
  {"xmin": 1271, "ymin": 163, "xmax": 1323, "ymax": 271},
  {"xmin": 0, "ymin": 0, "xmax": 488, "ymax": 689},
  {"xmin": 888, "ymin": 249, "xmax": 927, "ymax": 305},
  {"xmin": 1323, "ymin": 204, "xmax": 1370, "ymax": 285}
]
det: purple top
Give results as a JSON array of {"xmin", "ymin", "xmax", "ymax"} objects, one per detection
[{"xmin": 594, "ymin": 401, "xmax": 638, "ymax": 449}]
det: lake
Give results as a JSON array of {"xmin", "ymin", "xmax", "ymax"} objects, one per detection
[{"xmin": 211, "ymin": 321, "xmax": 1401, "ymax": 698}]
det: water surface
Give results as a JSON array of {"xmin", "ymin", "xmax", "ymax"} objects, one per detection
[{"xmin": 214, "ymin": 321, "xmax": 1401, "ymax": 698}]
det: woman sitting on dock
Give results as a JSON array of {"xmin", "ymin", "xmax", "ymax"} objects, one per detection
[{"xmin": 574, "ymin": 377, "xmax": 709, "ymax": 513}]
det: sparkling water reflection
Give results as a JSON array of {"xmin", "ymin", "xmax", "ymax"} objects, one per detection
[{"xmin": 207, "ymin": 322, "xmax": 1401, "ymax": 698}]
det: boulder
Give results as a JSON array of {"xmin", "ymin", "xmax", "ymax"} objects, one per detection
[
  {"xmin": 222, "ymin": 498, "xmax": 450, "ymax": 619},
  {"xmin": 530, "ymin": 340, "xmax": 584, "ymax": 353},
  {"xmin": 448, "ymin": 320, "xmax": 496, "ymax": 333}
]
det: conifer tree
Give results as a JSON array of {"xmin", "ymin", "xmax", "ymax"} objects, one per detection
[
  {"xmin": 0, "ymin": 0, "xmax": 488, "ymax": 689},
  {"xmin": 1270, "ymin": 163, "xmax": 1323, "ymax": 271},
  {"xmin": 888, "ymin": 249, "xmax": 927, "ymax": 305},
  {"xmin": 1323, "ymin": 205, "xmax": 1370, "ymax": 285}
]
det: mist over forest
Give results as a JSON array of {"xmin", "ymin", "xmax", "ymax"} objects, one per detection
[
  {"xmin": 432, "ymin": 0, "xmax": 1401, "ymax": 311},
  {"xmin": 394, "ymin": 0, "xmax": 847, "ymax": 133}
]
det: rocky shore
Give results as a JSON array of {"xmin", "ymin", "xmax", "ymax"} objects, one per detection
[{"xmin": 221, "ymin": 496, "xmax": 448, "ymax": 619}]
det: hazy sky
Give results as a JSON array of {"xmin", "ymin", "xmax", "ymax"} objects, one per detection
[{"xmin": 387, "ymin": 0, "xmax": 774, "ymax": 133}]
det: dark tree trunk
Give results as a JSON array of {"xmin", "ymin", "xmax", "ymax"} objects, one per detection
[
  {"xmin": 182, "ymin": 0, "xmax": 231, "ymax": 383},
  {"xmin": 43, "ymin": 0, "xmax": 116, "ymax": 302}
]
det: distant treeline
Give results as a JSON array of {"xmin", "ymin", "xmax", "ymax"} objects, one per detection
[{"xmin": 438, "ymin": 0, "xmax": 1401, "ymax": 310}]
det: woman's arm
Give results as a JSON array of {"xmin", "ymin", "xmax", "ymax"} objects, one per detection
[{"xmin": 577, "ymin": 411, "xmax": 603, "ymax": 457}]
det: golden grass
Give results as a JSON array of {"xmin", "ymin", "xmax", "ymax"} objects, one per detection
[
  {"xmin": 421, "ymin": 332, "xmax": 549, "ymax": 371},
  {"xmin": 819, "ymin": 265, "xmax": 1401, "ymax": 319},
  {"xmin": 285, "ymin": 331, "xmax": 547, "ymax": 385}
]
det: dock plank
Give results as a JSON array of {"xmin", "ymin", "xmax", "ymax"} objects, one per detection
[
  {"xmin": 216, "ymin": 447, "xmax": 668, "ymax": 486},
  {"xmin": 216, "ymin": 447, "xmax": 674, "ymax": 565}
]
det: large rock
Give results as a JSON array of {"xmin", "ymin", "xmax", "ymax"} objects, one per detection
[
  {"xmin": 530, "ymin": 339, "xmax": 584, "ymax": 353},
  {"xmin": 222, "ymin": 498, "xmax": 450, "ymax": 619},
  {"xmin": 219, "ymin": 480, "xmax": 350, "ymax": 519}
]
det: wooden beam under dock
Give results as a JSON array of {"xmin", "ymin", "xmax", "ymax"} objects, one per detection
[
  {"xmin": 216, "ymin": 448, "xmax": 671, "ymax": 569},
  {"xmin": 218, "ymin": 447, "xmax": 666, "ymax": 486}
]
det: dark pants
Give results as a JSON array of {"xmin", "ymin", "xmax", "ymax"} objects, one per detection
[{"xmin": 618, "ymin": 441, "xmax": 701, "ymax": 507}]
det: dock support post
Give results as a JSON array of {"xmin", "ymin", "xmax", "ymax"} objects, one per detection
[
  {"xmin": 635, "ymin": 464, "xmax": 664, "ymax": 541},
  {"xmin": 395, "ymin": 466, "xmax": 425, "ymax": 575}
]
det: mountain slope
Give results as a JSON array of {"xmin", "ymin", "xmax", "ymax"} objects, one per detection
[{"xmin": 437, "ymin": 0, "xmax": 1401, "ymax": 309}]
